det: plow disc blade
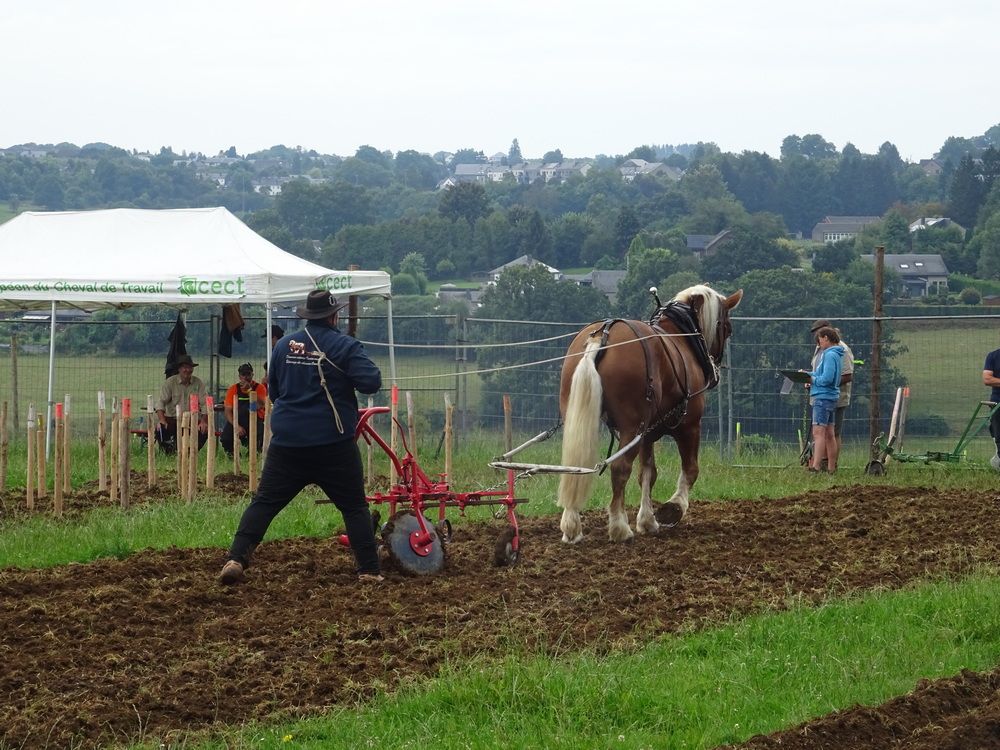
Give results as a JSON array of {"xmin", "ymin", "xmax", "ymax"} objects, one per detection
[{"xmin": 382, "ymin": 510, "xmax": 446, "ymax": 575}]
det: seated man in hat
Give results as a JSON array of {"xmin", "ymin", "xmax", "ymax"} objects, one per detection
[
  {"xmin": 221, "ymin": 362, "xmax": 267, "ymax": 458},
  {"xmin": 154, "ymin": 354, "xmax": 209, "ymax": 454}
]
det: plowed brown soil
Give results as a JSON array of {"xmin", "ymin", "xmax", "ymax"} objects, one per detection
[{"xmin": 3, "ymin": 480, "xmax": 1000, "ymax": 749}]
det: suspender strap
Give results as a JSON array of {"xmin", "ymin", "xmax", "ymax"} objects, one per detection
[{"xmin": 303, "ymin": 328, "xmax": 345, "ymax": 434}]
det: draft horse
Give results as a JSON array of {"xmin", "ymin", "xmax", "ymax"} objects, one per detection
[{"xmin": 557, "ymin": 284, "xmax": 743, "ymax": 543}]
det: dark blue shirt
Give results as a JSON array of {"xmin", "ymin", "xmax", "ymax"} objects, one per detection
[
  {"xmin": 985, "ymin": 349, "xmax": 1000, "ymax": 403},
  {"xmin": 268, "ymin": 320, "xmax": 382, "ymax": 447}
]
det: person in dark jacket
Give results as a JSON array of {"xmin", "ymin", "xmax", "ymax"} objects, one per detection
[{"xmin": 219, "ymin": 290, "xmax": 383, "ymax": 585}]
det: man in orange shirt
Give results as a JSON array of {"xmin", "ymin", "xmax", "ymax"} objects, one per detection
[{"xmin": 222, "ymin": 363, "xmax": 267, "ymax": 458}]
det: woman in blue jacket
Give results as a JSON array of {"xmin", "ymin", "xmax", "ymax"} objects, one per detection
[{"xmin": 804, "ymin": 326, "xmax": 845, "ymax": 473}]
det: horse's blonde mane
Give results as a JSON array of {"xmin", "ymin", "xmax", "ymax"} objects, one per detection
[{"xmin": 672, "ymin": 284, "xmax": 724, "ymax": 350}]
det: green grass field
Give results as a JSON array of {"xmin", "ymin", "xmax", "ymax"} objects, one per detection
[
  {"xmin": 889, "ymin": 319, "xmax": 1000, "ymax": 457},
  {"xmin": 3, "ymin": 445, "xmax": 1000, "ymax": 749},
  {"xmin": 893, "ymin": 319, "xmax": 998, "ymax": 424}
]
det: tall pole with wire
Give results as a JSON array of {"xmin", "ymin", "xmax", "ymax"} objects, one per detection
[{"xmin": 869, "ymin": 245, "xmax": 885, "ymax": 460}]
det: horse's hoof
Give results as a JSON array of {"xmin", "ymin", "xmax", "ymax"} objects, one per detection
[
  {"xmin": 636, "ymin": 519, "xmax": 660, "ymax": 535},
  {"xmin": 654, "ymin": 502, "xmax": 684, "ymax": 527},
  {"xmin": 561, "ymin": 532, "xmax": 584, "ymax": 544}
]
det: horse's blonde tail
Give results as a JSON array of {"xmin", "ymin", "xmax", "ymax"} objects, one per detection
[{"xmin": 557, "ymin": 339, "xmax": 603, "ymax": 512}]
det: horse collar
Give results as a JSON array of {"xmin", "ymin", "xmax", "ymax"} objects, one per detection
[{"xmin": 653, "ymin": 302, "xmax": 717, "ymax": 388}]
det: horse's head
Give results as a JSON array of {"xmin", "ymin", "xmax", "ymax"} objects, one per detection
[{"xmin": 672, "ymin": 285, "xmax": 743, "ymax": 361}]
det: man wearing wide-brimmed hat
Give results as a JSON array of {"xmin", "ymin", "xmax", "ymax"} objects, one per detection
[
  {"xmin": 219, "ymin": 289, "xmax": 384, "ymax": 585},
  {"xmin": 154, "ymin": 353, "xmax": 209, "ymax": 454}
]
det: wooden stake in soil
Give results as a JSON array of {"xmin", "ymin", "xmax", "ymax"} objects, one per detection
[
  {"xmin": 503, "ymin": 394, "xmax": 513, "ymax": 454},
  {"xmin": 119, "ymin": 398, "xmax": 131, "ymax": 509},
  {"xmin": 406, "ymin": 390, "xmax": 417, "ymax": 462},
  {"xmin": 262, "ymin": 394, "xmax": 271, "ymax": 457},
  {"xmin": 231, "ymin": 397, "xmax": 241, "ymax": 477},
  {"xmin": 109, "ymin": 398, "xmax": 119, "ymax": 505},
  {"xmin": 367, "ymin": 396, "xmax": 375, "ymax": 480},
  {"xmin": 205, "ymin": 396, "xmax": 216, "ymax": 489},
  {"xmin": 35, "ymin": 414, "xmax": 46, "ymax": 499},
  {"xmin": 146, "ymin": 395, "xmax": 155, "ymax": 487},
  {"xmin": 176, "ymin": 405, "xmax": 186, "ymax": 496},
  {"xmin": 390, "ymin": 385, "xmax": 399, "ymax": 459},
  {"xmin": 248, "ymin": 390, "xmax": 258, "ymax": 492},
  {"xmin": 187, "ymin": 394, "xmax": 199, "ymax": 502},
  {"xmin": 444, "ymin": 393, "xmax": 454, "ymax": 482},
  {"xmin": 53, "ymin": 403, "xmax": 64, "ymax": 517},
  {"xmin": 25, "ymin": 404, "xmax": 35, "ymax": 510},
  {"xmin": 97, "ymin": 392, "xmax": 107, "ymax": 491},
  {"xmin": 62, "ymin": 393, "xmax": 71, "ymax": 494},
  {"xmin": 1, "ymin": 401, "xmax": 8, "ymax": 492}
]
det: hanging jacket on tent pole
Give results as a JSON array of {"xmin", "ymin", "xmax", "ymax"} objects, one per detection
[
  {"xmin": 165, "ymin": 313, "xmax": 187, "ymax": 378},
  {"xmin": 218, "ymin": 304, "xmax": 245, "ymax": 358}
]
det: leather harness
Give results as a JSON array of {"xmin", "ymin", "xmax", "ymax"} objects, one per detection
[{"xmin": 588, "ymin": 300, "xmax": 725, "ymax": 459}]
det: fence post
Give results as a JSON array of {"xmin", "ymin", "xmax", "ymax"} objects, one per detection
[
  {"xmin": 54, "ymin": 403, "xmax": 63, "ymax": 516},
  {"xmin": 146, "ymin": 395, "xmax": 156, "ymax": 486},
  {"xmin": 26, "ymin": 404, "xmax": 35, "ymax": 509},
  {"xmin": 62, "ymin": 393, "xmax": 71, "ymax": 494},
  {"xmin": 870, "ymin": 245, "xmax": 885, "ymax": 460},
  {"xmin": 0, "ymin": 402, "xmax": 6, "ymax": 492},
  {"xmin": 9, "ymin": 333, "xmax": 18, "ymax": 432},
  {"xmin": 248, "ymin": 390, "xmax": 258, "ymax": 492},
  {"xmin": 205, "ymin": 396, "xmax": 216, "ymax": 489},
  {"xmin": 444, "ymin": 393, "xmax": 453, "ymax": 482},
  {"xmin": 406, "ymin": 391, "xmax": 418, "ymax": 462},
  {"xmin": 119, "ymin": 398, "xmax": 131, "ymax": 510},
  {"xmin": 98, "ymin": 392, "xmax": 108, "ymax": 491}
]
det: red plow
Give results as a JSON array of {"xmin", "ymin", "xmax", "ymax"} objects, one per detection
[{"xmin": 336, "ymin": 407, "xmax": 529, "ymax": 575}]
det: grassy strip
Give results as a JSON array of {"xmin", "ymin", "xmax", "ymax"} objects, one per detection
[
  {"xmin": 5, "ymin": 440, "xmax": 1000, "ymax": 569},
  {"xmin": 139, "ymin": 573, "xmax": 1000, "ymax": 750}
]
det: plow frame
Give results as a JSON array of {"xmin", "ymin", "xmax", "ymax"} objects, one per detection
[
  {"xmin": 340, "ymin": 407, "xmax": 528, "ymax": 572},
  {"xmin": 871, "ymin": 397, "xmax": 1000, "ymax": 469}
]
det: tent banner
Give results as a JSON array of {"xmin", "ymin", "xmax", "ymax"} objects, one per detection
[
  {"xmin": 0, "ymin": 207, "xmax": 391, "ymax": 310},
  {"xmin": 0, "ymin": 271, "xmax": 384, "ymax": 308}
]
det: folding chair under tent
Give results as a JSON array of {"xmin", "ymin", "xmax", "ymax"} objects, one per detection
[{"xmin": 0, "ymin": 206, "xmax": 395, "ymax": 453}]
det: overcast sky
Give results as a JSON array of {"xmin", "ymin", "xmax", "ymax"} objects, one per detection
[{"xmin": 5, "ymin": 0, "xmax": 998, "ymax": 163}]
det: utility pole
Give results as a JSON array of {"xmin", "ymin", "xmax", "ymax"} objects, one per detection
[{"xmin": 869, "ymin": 245, "xmax": 885, "ymax": 459}]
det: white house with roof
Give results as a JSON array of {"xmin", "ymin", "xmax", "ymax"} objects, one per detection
[
  {"xmin": 619, "ymin": 159, "xmax": 682, "ymax": 182},
  {"xmin": 811, "ymin": 216, "xmax": 881, "ymax": 243},
  {"xmin": 860, "ymin": 253, "xmax": 949, "ymax": 298},
  {"xmin": 486, "ymin": 255, "xmax": 562, "ymax": 283},
  {"xmin": 909, "ymin": 217, "xmax": 966, "ymax": 238}
]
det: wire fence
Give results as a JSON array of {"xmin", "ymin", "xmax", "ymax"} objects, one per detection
[{"xmin": 3, "ymin": 312, "xmax": 1000, "ymax": 468}]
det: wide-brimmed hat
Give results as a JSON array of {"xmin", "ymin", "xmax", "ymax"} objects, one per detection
[
  {"xmin": 296, "ymin": 290, "xmax": 348, "ymax": 320},
  {"xmin": 810, "ymin": 318, "xmax": 832, "ymax": 332},
  {"xmin": 261, "ymin": 324, "xmax": 285, "ymax": 339},
  {"xmin": 175, "ymin": 354, "xmax": 198, "ymax": 368}
]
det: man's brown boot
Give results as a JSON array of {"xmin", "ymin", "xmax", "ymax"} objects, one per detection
[{"xmin": 219, "ymin": 560, "xmax": 244, "ymax": 585}]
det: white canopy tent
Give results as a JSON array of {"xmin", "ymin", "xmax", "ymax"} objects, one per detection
[{"xmin": 0, "ymin": 206, "xmax": 394, "ymax": 450}]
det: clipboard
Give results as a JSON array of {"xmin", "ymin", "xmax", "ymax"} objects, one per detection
[{"xmin": 778, "ymin": 369, "xmax": 812, "ymax": 384}]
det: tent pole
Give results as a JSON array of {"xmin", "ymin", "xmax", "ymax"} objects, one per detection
[
  {"xmin": 45, "ymin": 301, "xmax": 56, "ymax": 458},
  {"xmin": 265, "ymin": 306, "xmax": 274, "ymax": 382},
  {"xmin": 386, "ymin": 296, "xmax": 397, "ymax": 386}
]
